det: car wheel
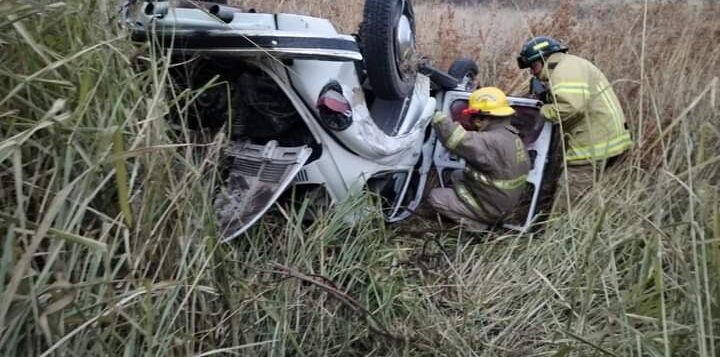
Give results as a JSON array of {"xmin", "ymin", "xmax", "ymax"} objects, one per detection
[
  {"xmin": 448, "ymin": 58, "xmax": 479, "ymax": 91},
  {"xmin": 360, "ymin": 0, "xmax": 417, "ymax": 100}
]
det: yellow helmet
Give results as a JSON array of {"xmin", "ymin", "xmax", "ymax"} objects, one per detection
[{"xmin": 464, "ymin": 87, "xmax": 515, "ymax": 117}]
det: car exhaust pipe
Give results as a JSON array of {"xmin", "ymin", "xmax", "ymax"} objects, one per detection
[
  {"xmin": 419, "ymin": 61, "xmax": 459, "ymax": 90},
  {"xmin": 144, "ymin": 1, "xmax": 238, "ymax": 22},
  {"xmin": 209, "ymin": 5, "xmax": 236, "ymax": 23},
  {"xmin": 144, "ymin": 2, "xmax": 169, "ymax": 17}
]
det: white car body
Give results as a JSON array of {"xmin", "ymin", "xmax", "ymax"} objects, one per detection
[{"xmin": 126, "ymin": 2, "xmax": 448, "ymax": 240}]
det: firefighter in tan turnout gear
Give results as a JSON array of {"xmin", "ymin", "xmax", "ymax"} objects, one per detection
[
  {"xmin": 429, "ymin": 87, "xmax": 530, "ymax": 230},
  {"xmin": 517, "ymin": 36, "xmax": 632, "ymax": 208}
]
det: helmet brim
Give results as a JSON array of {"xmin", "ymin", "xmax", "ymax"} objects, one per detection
[
  {"xmin": 487, "ymin": 106, "xmax": 516, "ymax": 117},
  {"xmin": 463, "ymin": 107, "xmax": 516, "ymax": 117}
]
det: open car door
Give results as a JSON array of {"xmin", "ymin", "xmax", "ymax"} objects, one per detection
[{"xmin": 433, "ymin": 91, "xmax": 554, "ymax": 232}]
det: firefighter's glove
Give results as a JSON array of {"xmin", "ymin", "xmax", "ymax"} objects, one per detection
[
  {"xmin": 432, "ymin": 111, "xmax": 446, "ymax": 125},
  {"xmin": 529, "ymin": 77, "xmax": 552, "ymax": 103},
  {"xmin": 540, "ymin": 89, "xmax": 554, "ymax": 104}
]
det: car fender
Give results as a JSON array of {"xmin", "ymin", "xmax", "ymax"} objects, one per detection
[{"xmin": 287, "ymin": 58, "xmax": 433, "ymax": 163}]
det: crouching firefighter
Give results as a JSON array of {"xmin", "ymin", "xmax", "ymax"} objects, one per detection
[
  {"xmin": 517, "ymin": 36, "xmax": 633, "ymax": 209},
  {"xmin": 429, "ymin": 87, "xmax": 531, "ymax": 231}
]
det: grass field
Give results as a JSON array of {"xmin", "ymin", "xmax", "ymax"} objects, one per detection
[{"xmin": 1, "ymin": 0, "xmax": 719, "ymax": 355}]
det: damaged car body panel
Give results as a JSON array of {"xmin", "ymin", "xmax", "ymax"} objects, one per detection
[{"xmin": 215, "ymin": 141, "xmax": 312, "ymax": 242}]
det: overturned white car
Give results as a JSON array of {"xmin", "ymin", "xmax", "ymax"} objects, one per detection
[{"xmin": 124, "ymin": 0, "xmax": 555, "ymax": 240}]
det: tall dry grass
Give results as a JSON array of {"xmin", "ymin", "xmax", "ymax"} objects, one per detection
[{"xmin": 1, "ymin": 0, "xmax": 719, "ymax": 356}]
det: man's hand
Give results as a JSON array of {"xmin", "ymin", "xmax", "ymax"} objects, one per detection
[{"xmin": 540, "ymin": 90, "xmax": 554, "ymax": 104}]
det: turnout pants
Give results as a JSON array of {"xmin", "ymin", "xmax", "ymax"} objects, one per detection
[
  {"xmin": 427, "ymin": 188, "xmax": 488, "ymax": 231},
  {"xmin": 553, "ymin": 155, "xmax": 623, "ymax": 211}
]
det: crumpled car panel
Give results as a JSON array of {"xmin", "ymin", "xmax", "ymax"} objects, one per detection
[{"xmin": 215, "ymin": 141, "xmax": 312, "ymax": 242}]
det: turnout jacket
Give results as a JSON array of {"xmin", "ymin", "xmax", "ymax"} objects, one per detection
[
  {"xmin": 433, "ymin": 115, "xmax": 530, "ymax": 224},
  {"xmin": 539, "ymin": 52, "xmax": 632, "ymax": 164}
]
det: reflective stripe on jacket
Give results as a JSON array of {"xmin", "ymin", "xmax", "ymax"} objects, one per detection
[
  {"xmin": 539, "ymin": 53, "xmax": 632, "ymax": 164},
  {"xmin": 433, "ymin": 115, "xmax": 530, "ymax": 223}
]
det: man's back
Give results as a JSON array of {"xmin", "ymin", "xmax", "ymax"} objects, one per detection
[
  {"xmin": 460, "ymin": 119, "xmax": 531, "ymax": 221},
  {"xmin": 434, "ymin": 116, "xmax": 530, "ymax": 223},
  {"xmin": 539, "ymin": 52, "xmax": 632, "ymax": 164}
]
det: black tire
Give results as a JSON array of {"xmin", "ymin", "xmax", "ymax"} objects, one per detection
[
  {"xmin": 448, "ymin": 58, "xmax": 479, "ymax": 91},
  {"xmin": 360, "ymin": 0, "xmax": 417, "ymax": 100}
]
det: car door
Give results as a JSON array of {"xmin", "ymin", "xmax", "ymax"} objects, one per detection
[
  {"xmin": 433, "ymin": 91, "xmax": 554, "ymax": 231},
  {"xmin": 433, "ymin": 90, "xmax": 472, "ymax": 186}
]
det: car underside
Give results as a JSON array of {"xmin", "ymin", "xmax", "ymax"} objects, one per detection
[{"xmin": 168, "ymin": 58, "xmax": 320, "ymax": 155}]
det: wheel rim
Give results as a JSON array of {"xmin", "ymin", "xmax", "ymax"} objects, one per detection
[{"xmin": 395, "ymin": 5, "xmax": 416, "ymax": 80}]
